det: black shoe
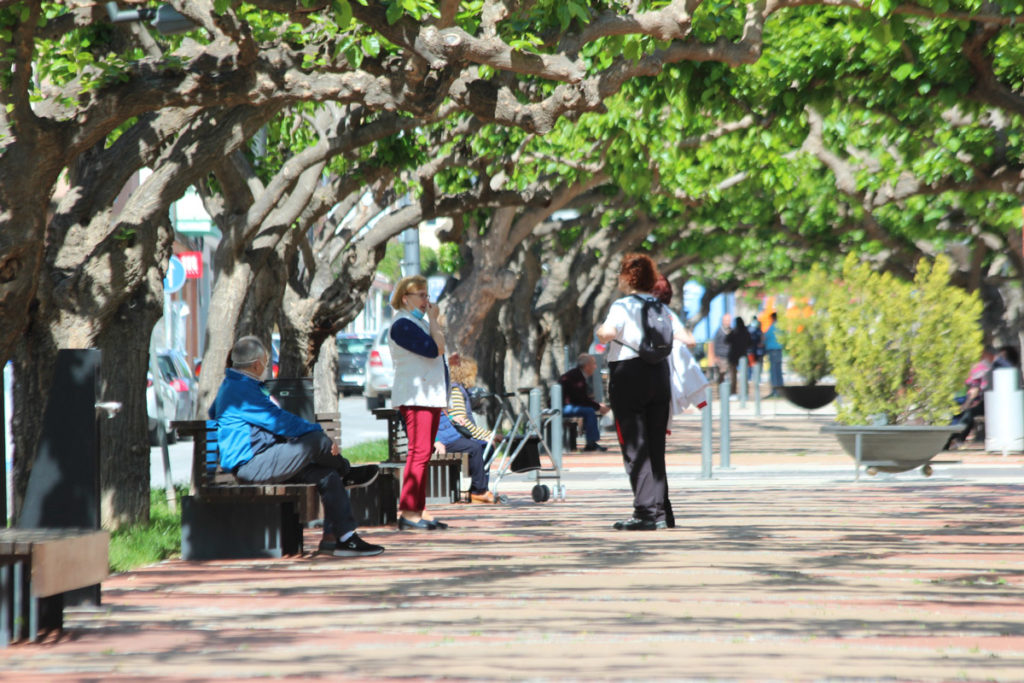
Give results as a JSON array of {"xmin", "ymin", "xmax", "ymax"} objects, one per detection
[
  {"xmin": 427, "ymin": 519, "xmax": 449, "ymax": 530},
  {"xmin": 343, "ymin": 464, "xmax": 379, "ymax": 489},
  {"xmin": 612, "ymin": 517, "xmax": 656, "ymax": 531},
  {"xmin": 655, "ymin": 520, "xmax": 669, "ymax": 530},
  {"xmin": 398, "ymin": 516, "xmax": 437, "ymax": 531},
  {"xmin": 321, "ymin": 533, "xmax": 384, "ymax": 557},
  {"xmin": 582, "ymin": 442, "xmax": 608, "ymax": 452}
]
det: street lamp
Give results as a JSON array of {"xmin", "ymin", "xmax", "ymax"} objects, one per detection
[{"xmin": 105, "ymin": 2, "xmax": 196, "ymax": 35}]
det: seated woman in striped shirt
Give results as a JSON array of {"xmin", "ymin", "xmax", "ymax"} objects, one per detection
[{"xmin": 434, "ymin": 355, "xmax": 501, "ymax": 504}]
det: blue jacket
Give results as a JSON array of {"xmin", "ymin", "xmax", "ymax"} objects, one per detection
[
  {"xmin": 436, "ymin": 412, "xmax": 462, "ymax": 445},
  {"xmin": 764, "ymin": 322, "xmax": 783, "ymax": 351},
  {"xmin": 208, "ymin": 368, "xmax": 322, "ymax": 471}
]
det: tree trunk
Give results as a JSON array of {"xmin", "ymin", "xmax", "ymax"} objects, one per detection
[{"xmin": 95, "ymin": 295, "xmax": 164, "ymax": 527}]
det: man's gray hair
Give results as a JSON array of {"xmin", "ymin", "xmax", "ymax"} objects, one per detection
[
  {"xmin": 231, "ymin": 336, "xmax": 266, "ymax": 368},
  {"xmin": 577, "ymin": 352, "xmax": 594, "ymax": 367}
]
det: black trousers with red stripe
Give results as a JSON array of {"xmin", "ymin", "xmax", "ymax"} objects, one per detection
[{"xmin": 608, "ymin": 357, "xmax": 671, "ymax": 524}]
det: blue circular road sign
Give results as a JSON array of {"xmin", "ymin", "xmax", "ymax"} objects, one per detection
[{"xmin": 164, "ymin": 255, "xmax": 186, "ymax": 294}]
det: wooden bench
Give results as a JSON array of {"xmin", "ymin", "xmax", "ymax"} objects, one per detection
[
  {"xmin": 0, "ymin": 528, "xmax": 109, "ymax": 646},
  {"xmin": 563, "ymin": 417, "xmax": 583, "ymax": 451},
  {"xmin": 174, "ymin": 414, "xmax": 342, "ymax": 560},
  {"xmin": 372, "ymin": 408, "xmax": 469, "ymax": 505}
]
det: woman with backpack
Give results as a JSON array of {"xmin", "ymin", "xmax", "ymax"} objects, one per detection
[{"xmin": 595, "ymin": 254, "xmax": 687, "ymax": 531}]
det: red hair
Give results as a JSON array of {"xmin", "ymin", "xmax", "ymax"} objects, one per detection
[
  {"xmin": 650, "ymin": 275, "xmax": 673, "ymax": 304},
  {"xmin": 619, "ymin": 253, "xmax": 658, "ymax": 292}
]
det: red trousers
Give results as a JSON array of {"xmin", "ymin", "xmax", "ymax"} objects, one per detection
[{"xmin": 399, "ymin": 406, "xmax": 441, "ymax": 512}]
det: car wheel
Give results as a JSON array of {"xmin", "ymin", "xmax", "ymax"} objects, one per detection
[{"xmin": 366, "ymin": 395, "xmax": 385, "ymax": 410}]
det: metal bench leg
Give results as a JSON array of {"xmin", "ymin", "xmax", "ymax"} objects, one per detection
[{"xmin": 1, "ymin": 564, "xmax": 10, "ymax": 647}]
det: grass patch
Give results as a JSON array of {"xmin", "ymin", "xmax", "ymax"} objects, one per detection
[
  {"xmin": 343, "ymin": 438, "xmax": 388, "ymax": 463},
  {"xmin": 109, "ymin": 488, "xmax": 183, "ymax": 574}
]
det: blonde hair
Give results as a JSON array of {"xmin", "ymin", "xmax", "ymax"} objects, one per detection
[
  {"xmin": 450, "ymin": 356, "xmax": 478, "ymax": 387},
  {"xmin": 390, "ymin": 275, "xmax": 429, "ymax": 310}
]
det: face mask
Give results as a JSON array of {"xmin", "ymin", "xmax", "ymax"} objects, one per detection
[{"xmin": 411, "ymin": 308, "xmax": 425, "ymax": 320}]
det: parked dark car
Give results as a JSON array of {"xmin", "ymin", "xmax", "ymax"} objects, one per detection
[{"xmin": 336, "ymin": 333, "xmax": 374, "ymax": 396}]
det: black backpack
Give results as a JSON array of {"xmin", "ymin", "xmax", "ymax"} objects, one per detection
[{"xmin": 618, "ymin": 295, "xmax": 674, "ymax": 364}]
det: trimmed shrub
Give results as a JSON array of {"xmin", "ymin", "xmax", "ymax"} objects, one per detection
[{"xmin": 824, "ymin": 254, "xmax": 982, "ymax": 425}]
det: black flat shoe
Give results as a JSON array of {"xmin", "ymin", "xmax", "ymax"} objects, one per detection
[
  {"xmin": 612, "ymin": 517, "xmax": 657, "ymax": 531},
  {"xmin": 398, "ymin": 517, "xmax": 437, "ymax": 531},
  {"xmin": 425, "ymin": 519, "xmax": 449, "ymax": 530}
]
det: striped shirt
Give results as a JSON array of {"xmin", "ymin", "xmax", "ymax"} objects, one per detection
[{"xmin": 449, "ymin": 383, "xmax": 494, "ymax": 441}]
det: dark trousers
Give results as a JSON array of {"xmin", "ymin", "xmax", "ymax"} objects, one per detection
[
  {"xmin": 440, "ymin": 436, "xmax": 489, "ymax": 493},
  {"xmin": 951, "ymin": 401, "xmax": 985, "ymax": 442},
  {"xmin": 235, "ymin": 430, "xmax": 357, "ymax": 539},
  {"xmin": 609, "ymin": 357, "xmax": 672, "ymax": 524}
]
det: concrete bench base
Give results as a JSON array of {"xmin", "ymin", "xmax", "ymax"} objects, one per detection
[{"xmin": 180, "ymin": 496, "xmax": 305, "ymax": 560}]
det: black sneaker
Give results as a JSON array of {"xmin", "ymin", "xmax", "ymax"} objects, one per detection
[
  {"xmin": 582, "ymin": 442, "xmax": 608, "ymax": 452},
  {"xmin": 323, "ymin": 533, "xmax": 384, "ymax": 557},
  {"xmin": 342, "ymin": 464, "xmax": 379, "ymax": 489},
  {"xmin": 612, "ymin": 517, "xmax": 656, "ymax": 531}
]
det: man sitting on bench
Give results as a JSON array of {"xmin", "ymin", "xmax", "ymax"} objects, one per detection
[
  {"xmin": 558, "ymin": 353, "xmax": 610, "ymax": 452},
  {"xmin": 209, "ymin": 335, "xmax": 384, "ymax": 557}
]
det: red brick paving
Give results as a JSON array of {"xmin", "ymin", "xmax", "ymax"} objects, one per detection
[{"xmin": 2, "ymin": 412, "xmax": 1024, "ymax": 681}]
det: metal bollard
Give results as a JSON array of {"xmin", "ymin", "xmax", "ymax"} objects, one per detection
[
  {"xmin": 529, "ymin": 387, "xmax": 542, "ymax": 428},
  {"xmin": 720, "ymin": 380, "xmax": 731, "ymax": 469},
  {"xmin": 753, "ymin": 361, "xmax": 762, "ymax": 418},
  {"xmin": 738, "ymin": 357, "xmax": 748, "ymax": 407},
  {"xmin": 548, "ymin": 384, "xmax": 564, "ymax": 469},
  {"xmin": 701, "ymin": 386, "xmax": 713, "ymax": 479}
]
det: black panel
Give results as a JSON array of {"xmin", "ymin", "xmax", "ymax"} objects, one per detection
[
  {"xmin": 263, "ymin": 377, "xmax": 315, "ymax": 422},
  {"xmin": 17, "ymin": 349, "xmax": 101, "ymax": 529}
]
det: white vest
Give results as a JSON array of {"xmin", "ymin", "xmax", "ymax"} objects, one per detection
[{"xmin": 388, "ymin": 310, "xmax": 449, "ymax": 408}]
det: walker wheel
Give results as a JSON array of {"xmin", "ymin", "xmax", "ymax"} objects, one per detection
[
  {"xmin": 922, "ymin": 464, "xmax": 933, "ymax": 477},
  {"xmin": 866, "ymin": 467, "xmax": 878, "ymax": 476},
  {"xmin": 498, "ymin": 494, "xmax": 510, "ymax": 504},
  {"xmin": 532, "ymin": 484, "xmax": 550, "ymax": 502}
]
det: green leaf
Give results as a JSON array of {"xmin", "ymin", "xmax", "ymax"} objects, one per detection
[
  {"xmin": 333, "ymin": 0, "xmax": 352, "ymax": 29},
  {"xmin": 892, "ymin": 63, "xmax": 915, "ymax": 81},
  {"xmin": 385, "ymin": 1, "xmax": 402, "ymax": 24}
]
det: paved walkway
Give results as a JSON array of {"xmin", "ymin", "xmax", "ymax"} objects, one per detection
[{"xmin": 3, "ymin": 404, "xmax": 1024, "ymax": 682}]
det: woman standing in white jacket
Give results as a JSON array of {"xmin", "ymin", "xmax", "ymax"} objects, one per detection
[{"xmin": 388, "ymin": 276, "xmax": 449, "ymax": 531}]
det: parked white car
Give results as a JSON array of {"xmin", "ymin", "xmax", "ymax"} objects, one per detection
[
  {"xmin": 147, "ymin": 371, "xmax": 178, "ymax": 445},
  {"xmin": 363, "ymin": 326, "xmax": 393, "ymax": 410}
]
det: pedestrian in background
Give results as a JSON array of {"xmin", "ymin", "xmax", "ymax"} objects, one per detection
[
  {"xmin": 763, "ymin": 312, "xmax": 784, "ymax": 397},
  {"xmin": 747, "ymin": 318, "xmax": 765, "ymax": 381},
  {"xmin": 707, "ymin": 313, "xmax": 733, "ymax": 389},
  {"xmin": 725, "ymin": 315, "xmax": 751, "ymax": 399}
]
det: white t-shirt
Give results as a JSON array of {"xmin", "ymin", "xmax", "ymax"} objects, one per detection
[{"xmin": 601, "ymin": 294, "xmax": 686, "ymax": 362}]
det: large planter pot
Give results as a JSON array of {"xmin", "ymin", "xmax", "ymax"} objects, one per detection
[
  {"xmin": 820, "ymin": 424, "xmax": 960, "ymax": 478},
  {"xmin": 779, "ymin": 384, "xmax": 837, "ymax": 410}
]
